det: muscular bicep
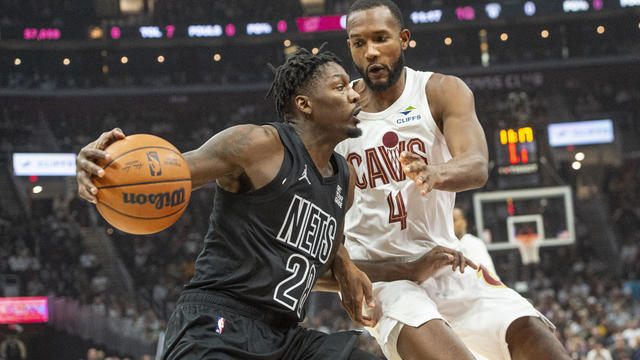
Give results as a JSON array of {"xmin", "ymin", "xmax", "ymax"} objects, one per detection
[
  {"xmin": 184, "ymin": 124, "xmax": 270, "ymax": 190},
  {"xmin": 438, "ymin": 76, "xmax": 488, "ymax": 162}
]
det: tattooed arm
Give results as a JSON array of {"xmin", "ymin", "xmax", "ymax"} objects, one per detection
[
  {"xmin": 76, "ymin": 125, "xmax": 284, "ymax": 202},
  {"xmin": 183, "ymin": 124, "xmax": 284, "ymax": 191}
]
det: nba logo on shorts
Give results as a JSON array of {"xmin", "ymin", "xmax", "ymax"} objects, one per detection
[
  {"xmin": 215, "ymin": 317, "xmax": 225, "ymax": 334},
  {"xmin": 146, "ymin": 151, "xmax": 162, "ymax": 176}
]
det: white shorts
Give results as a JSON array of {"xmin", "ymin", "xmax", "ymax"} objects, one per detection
[{"xmin": 363, "ymin": 266, "xmax": 555, "ymax": 360}]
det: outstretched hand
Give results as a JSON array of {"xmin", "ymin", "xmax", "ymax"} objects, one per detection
[
  {"xmin": 334, "ymin": 265, "xmax": 377, "ymax": 328},
  {"xmin": 76, "ymin": 128, "xmax": 125, "ymax": 203},
  {"xmin": 400, "ymin": 151, "xmax": 437, "ymax": 196},
  {"xmin": 410, "ymin": 246, "xmax": 478, "ymax": 283},
  {"xmin": 332, "ymin": 247, "xmax": 377, "ymax": 327}
]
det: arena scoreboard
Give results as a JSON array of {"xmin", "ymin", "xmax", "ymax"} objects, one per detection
[{"xmin": 494, "ymin": 126, "xmax": 539, "ymax": 188}]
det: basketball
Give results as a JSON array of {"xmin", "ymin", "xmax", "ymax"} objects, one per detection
[{"xmin": 92, "ymin": 134, "xmax": 192, "ymax": 235}]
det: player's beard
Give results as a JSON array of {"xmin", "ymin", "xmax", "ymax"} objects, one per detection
[
  {"xmin": 346, "ymin": 126, "xmax": 363, "ymax": 138},
  {"xmin": 355, "ymin": 52, "xmax": 405, "ymax": 92}
]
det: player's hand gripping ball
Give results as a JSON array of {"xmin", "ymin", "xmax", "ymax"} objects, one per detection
[{"xmin": 92, "ymin": 134, "xmax": 191, "ymax": 234}]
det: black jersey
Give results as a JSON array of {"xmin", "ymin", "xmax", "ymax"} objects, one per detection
[{"xmin": 186, "ymin": 122, "xmax": 350, "ymax": 322}]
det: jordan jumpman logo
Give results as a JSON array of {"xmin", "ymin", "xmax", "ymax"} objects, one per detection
[{"xmin": 298, "ymin": 164, "xmax": 311, "ymax": 185}]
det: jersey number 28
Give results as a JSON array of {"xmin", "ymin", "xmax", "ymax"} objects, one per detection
[{"xmin": 273, "ymin": 254, "xmax": 317, "ymax": 318}]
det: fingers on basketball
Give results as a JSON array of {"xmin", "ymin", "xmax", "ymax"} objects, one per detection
[
  {"xmin": 92, "ymin": 134, "xmax": 191, "ymax": 235},
  {"xmin": 96, "ymin": 128, "xmax": 126, "ymax": 149}
]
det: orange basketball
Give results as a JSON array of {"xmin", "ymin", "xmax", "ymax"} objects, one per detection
[{"xmin": 92, "ymin": 134, "xmax": 192, "ymax": 235}]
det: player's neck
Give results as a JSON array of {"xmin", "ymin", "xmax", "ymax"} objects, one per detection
[
  {"xmin": 292, "ymin": 125, "xmax": 336, "ymax": 177},
  {"xmin": 362, "ymin": 68, "xmax": 406, "ymax": 113}
]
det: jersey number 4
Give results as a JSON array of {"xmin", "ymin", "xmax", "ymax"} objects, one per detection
[
  {"xmin": 387, "ymin": 191, "xmax": 408, "ymax": 230},
  {"xmin": 273, "ymin": 254, "xmax": 316, "ymax": 318}
]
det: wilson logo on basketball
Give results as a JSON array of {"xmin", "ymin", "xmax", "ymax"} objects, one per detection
[
  {"xmin": 122, "ymin": 188, "xmax": 186, "ymax": 210},
  {"xmin": 146, "ymin": 151, "xmax": 162, "ymax": 176}
]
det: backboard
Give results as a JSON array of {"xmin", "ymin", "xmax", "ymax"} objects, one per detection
[{"xmin": 473, "ymin": 186, "xmax": 575, "ymax": 250}]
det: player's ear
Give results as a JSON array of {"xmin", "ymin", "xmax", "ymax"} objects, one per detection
[
  {"xmin": 400, "ymin": 29, "xmax": 411, "ymax": 50},
  {"xmin": 295, "ymin": 95, "xmax": 312, "ymax": 115},
  {"xmin": 346, "ymin": 38, "xmax": 351, "ymax": 49}
]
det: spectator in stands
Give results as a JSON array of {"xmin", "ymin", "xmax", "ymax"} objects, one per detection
[
  {"xmin": 609, "ymin": 333, "xmax": 634, "ymax": 360},
  {"xmin": 453, "ymin": 207, "xmax": 498, "ymax": 276},
  {"xmin": 587, "ymin": 339, "xmax": 613, "ymax": 360}
]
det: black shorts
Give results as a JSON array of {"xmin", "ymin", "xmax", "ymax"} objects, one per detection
[{"xmin": 162, "ymin": 289, "xmax": 362, "ymax": 360}]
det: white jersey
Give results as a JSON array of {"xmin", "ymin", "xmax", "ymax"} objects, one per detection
[
  {"xmin": 335, "ymin": 67, "xmax": 459, "ymax": 260},
  {"xmin": 459, "ymin": 233, "xmax": 498, "ymax": 277}
]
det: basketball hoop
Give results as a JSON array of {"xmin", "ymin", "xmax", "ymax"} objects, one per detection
[{"xmin": 515, "ymin": 234, "xmax": 541, "ymax": 265}]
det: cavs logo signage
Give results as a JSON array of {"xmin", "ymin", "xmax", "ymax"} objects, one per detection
[{"xmin": 346, "ymin": 131, "xmax": 429, "ymax": 190}]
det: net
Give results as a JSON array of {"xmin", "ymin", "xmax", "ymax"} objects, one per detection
[{"xmin": 515, "ymin": 233, "xmax": 541, "ymax": 264}]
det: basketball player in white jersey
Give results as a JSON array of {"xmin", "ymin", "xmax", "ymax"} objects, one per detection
[
  {"xmin": 334, "ymin": 1, "xmax": 570, "ymax": 359},
  {"xmin": 454, "ymin": 207, "xmax": 498, "ymax": 277}
]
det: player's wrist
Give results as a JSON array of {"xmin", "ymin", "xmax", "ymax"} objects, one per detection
[{"xmin": 399, "ymin": 261, "xmax": 418, "ymax": 282}]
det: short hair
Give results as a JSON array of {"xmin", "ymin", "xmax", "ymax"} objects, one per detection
[
  {"xmin": 347, "ymin": 0, "xmax": 405, "ymax": 29},
  {"xmin": 267, "ymin": 46, "xmax": 344, "ymax": 120}
]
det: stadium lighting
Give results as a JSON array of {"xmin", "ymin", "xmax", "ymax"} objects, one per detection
[
  {"xmin": 311, "ymin": 48, "xmax": 319, "ymax": 54},
  {"xmin": 121, "ymin": 56, "xmax": 128, "ymax": 64},
  {"xmin": 63, "ymin": 58, "xmax": 70, "ymax": 66},
  {"xmin": 500, "ymin": 33, "xmax": 509, "ymax": 41},
  {"xmin": 157, "ymin": 55, "xmax": 165, "ymax": 63},
  {"xmin": 213, "ymin": 53, "xmax": 221, "ymax": 62},
  {"xmin": 102, "ymin": 65, "xmax": 109, "ymax": 74},
  {"xmin": 101, "ymin": 50, "xmax": 107, "ymax": 57},
  {"xmin": 597, "ymin": 25, "xmax": 605, "ymax": 34},
  {"xmin": 409, "ymin": 40, "xmax": 416, "ymax": 48},
  {"xmin": 32, "ymin": 185, "xmax": 43, "ymax": 194},
  {"xmin": 575, "ymin": 152, "xmax": 585, "ymax": 161},
  {"xmin": 14, "ymin": 58, "xmax": 21, "ymax": 66},
  {"xmin": 284, "ymin": 39, "xmax": 291, "ymax": 47},
  {"xmin": 541, "ymin": 30, "xmax": 549, "ymax": 38},
  {"xmin": 572, "ymin": 161, "xmax": 582, "ymax": 170},
  {"xmin": 444, "ymin": 37, "xmax": 452, "ymax": 46}
]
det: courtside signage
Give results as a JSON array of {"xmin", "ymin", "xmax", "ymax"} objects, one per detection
[
  {"xmin": 0, "ymin": 297, "xmax": 48, "ymax": 324},
  {"xmin": 13, "ymin": 153, "xmax": 76, "ymax": 176},
  {"xmin": 296, "ymin": 15, "xmax": 346, "ymax": 33},
  {"xmin": 187, "ymin": 25, "xmax": 223, "ymax": 37},
  {"xmin": 547, "ymin": 119, "xmax": 614, "ymax": 147}
]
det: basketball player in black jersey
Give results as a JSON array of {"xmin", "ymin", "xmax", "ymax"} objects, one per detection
[{"xmin": 76, "ymin": 47, "xmax": 473, "ymax": 359}]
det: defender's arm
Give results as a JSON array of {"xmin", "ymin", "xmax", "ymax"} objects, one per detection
[{"xmin": 401, "ymin": 74, "xmax": 489, "ymax": 195}]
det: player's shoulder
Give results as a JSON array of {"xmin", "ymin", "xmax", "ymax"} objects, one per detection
[
  {"xmin": 426, "ymin": 73, "xmax": 471, "ymax": 95},
  {"xmin": 223, "ymin": 123, "xmax": 283, "ymax": 155},
  {"xmin": 425, "ymin": 73, "xmax": 474, "ymax": 114}
]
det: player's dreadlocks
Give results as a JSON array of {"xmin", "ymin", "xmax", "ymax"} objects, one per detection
[{"xmin": 267, "ymin": 45, "xmax": 343, "ymax": 121}]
